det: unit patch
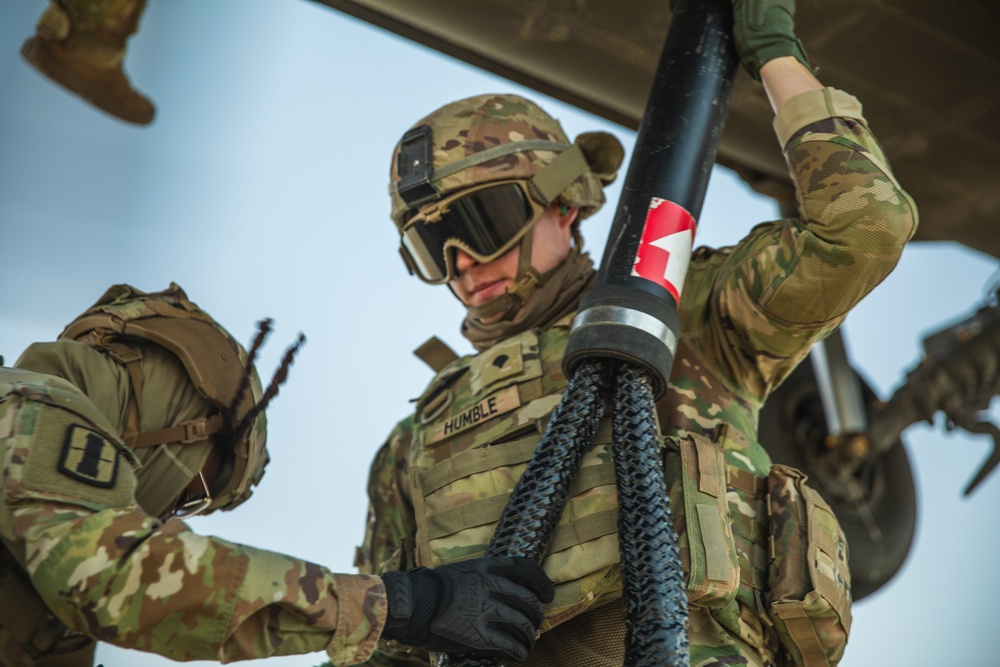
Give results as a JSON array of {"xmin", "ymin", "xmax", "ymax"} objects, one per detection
[{"xmin": 58, "ymin": 424, "xmax": 120, "ymax": 488}]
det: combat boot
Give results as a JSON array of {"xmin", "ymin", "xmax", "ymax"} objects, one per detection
[{"xmin": 20, "ymin": 0, "xmax": 154, "ymax": 125}]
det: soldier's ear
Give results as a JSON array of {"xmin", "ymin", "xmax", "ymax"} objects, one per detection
[{"xmin": 557, "ymin": 205, "xmax": 578, "ymax": 229}]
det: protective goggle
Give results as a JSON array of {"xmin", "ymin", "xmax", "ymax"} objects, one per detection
[{"xmin": 399, "ymin": 180, "xmax": 545, "ymax": 285}]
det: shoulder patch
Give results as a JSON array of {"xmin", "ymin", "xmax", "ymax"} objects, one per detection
[
  {"xmin": 3, "ymin": 397, "xmax": 137, "ymax": 511},
  {"xmin": 58, "ymin": 424, "xmax": 120, "ymax": 488}
]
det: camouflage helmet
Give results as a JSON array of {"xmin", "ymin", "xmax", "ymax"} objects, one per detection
[
  {"xmin": 388, "ymin": 93, "xmax": 624, "ymax": 229},
  {"xmin": 58, "ymin": 283, "xmax": 296, "ymax": 518}
]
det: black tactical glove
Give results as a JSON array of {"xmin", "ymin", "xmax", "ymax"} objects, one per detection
[
  {"xmin": 380, "ymin": 557, "xmax": 555, "ymax": 661},
  {"xmin": 731, "ymin": 0, "xmax": 812, "ymax": 80}
]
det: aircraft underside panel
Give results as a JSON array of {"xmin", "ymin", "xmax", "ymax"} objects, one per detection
[{"xmin": 311, "ymin": 0, "xmax": 1000, "ymax": 259}]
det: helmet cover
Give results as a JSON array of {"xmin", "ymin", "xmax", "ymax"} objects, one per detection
[
  {"xmin": 389, "ymin": 93, "xmax": 624, "ymax": 229},
  {"xmin": 59, "ymin": 283, "xmax": 269, "ymax": 515}
]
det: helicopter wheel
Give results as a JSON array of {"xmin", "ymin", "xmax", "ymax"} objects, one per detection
[{"xmin": 758, "ymin": 359, "xmax": 917, "ymax": 601}]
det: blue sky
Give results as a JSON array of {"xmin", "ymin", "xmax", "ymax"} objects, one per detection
[{"xmin": 2, "ymin": 2, "xmax": 999, "ymax": 666}]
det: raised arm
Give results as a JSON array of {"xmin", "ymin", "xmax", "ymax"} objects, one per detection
[
  {"xmin": 760, "ymin": 55, "xmax": 823, "ymax": 112},
  {"xmin": 694, "ymin": 0, "xmax": 920, "ymax": 396}
]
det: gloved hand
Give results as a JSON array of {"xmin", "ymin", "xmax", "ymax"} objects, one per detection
[
  {"xmin": 731, "ymin": 0, "xmax": 812, "ymax": 80},
  {"xmin": 380, "ymin": 556, "xmax": 555, "ymax": 661}
]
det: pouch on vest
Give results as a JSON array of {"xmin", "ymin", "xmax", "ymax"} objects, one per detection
[
  {"xmin": 766, "ymin": 464, "xmax": 852, "ymax": 667},
  {"xmin": 409, "ymin": 422, "xmax": 623, "ymax": 632},
  {"xmin": 662, "ymin": 432, "xmax": 740, "ymax": 609},
  {"xmin": 409, "ymin": 325, "xmax": 622, "ymax": 632}
]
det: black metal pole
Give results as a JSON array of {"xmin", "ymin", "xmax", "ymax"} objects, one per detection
[
  {"xmin": 564, "ymin": 1, "xmax": 739, "ymax": 664},
  {"xmin": 563, "ymin": 0, "xmax": 738, "ymax": 394}
]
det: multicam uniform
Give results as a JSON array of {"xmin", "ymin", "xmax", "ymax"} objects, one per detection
[
  {"xmin": 357, "ymin": 87, "xmax": 917, "ymax": 667},
  {"xmin": 0, "ymin": 367, "xmax": 386, "ymax": 666}
]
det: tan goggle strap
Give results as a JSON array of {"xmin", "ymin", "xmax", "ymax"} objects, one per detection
[
  {"xmin": 527, "ymin": 143, "xmax": 588, "ymax": 205},
  {"xmin": 511, "ymin": 229, "xmax": 540, "ymax": 301},
  {"xmin": 466, "ymin": 285, "xmax": 519, "ymax": 321},
  {"xmin": 464, "ymin": 232, "xmax": 542, "ymax": 322}
]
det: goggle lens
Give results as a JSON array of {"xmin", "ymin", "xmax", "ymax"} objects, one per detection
[{"xmin": 401, "ymin": 182, "xmax": 537, "ymax": 283}]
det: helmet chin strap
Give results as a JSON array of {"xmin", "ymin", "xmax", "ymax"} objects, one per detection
[{"xmin": 465, "ymin": 231, "xmax": 541, "ymax": 322}]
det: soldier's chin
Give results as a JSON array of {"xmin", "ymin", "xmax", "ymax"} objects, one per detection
[
  {"xmin": 476, "ymin": 309, "xmax": 507, "ymax": 325},
  {"xmin": 467, "ymin": 293, "xmax": 512, "ymax": 325}
]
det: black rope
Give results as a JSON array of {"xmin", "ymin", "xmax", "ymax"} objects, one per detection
[
  {"xmin": 612, "ymin": 362, "xmax": 689, "ymax": 666},
  {"xmin": 438, "ymin": 359, "xmax": 688, "ymax": 667},
  {"xmin": 489, "ymin": 360, "xmax": 609, "ymax": 557},
  {"xmin": 439, "ymin": 360, "xmax": 608, "ymax": 667}
]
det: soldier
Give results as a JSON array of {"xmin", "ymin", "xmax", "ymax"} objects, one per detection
[
  {"xmin": 20, "ymin": 0, "xmax": 155, "ymax": 124},
  {"xmin": 355, "ymin": 1, "xmax": 918, "ymax": 666},
  {"xmin": 0, "ymin": 283, "xmax": 553, "ymax": 667}
]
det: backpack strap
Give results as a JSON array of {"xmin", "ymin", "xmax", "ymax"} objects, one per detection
[
  {"xmin": 100, "ymin": 338, "xmax": 144, "ymax": 448},
  {"xmin": 130, "ymin": 414, "xmax": 225, "ymax": 449},
  {"xmin": 76, "ymin": 332, "xmax": 221, "ymax": 451}
]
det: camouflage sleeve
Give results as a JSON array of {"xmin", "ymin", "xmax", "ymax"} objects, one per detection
[
  {"xmin": 11, "ymin": 505, "xmax": 387, "ymax": 664},
  {"xmin": 354, "ymin": 419, "xmax": 432, "ymax": 667},
  {"xmin": 710, "ymin": 87, "xmax": 918, "ymax": 395},
  {"xmin": 355, "ymin": 419, "xmax": 417, "ymax": 577},
  {"xmin": 1, "ymin": 387, "xmax": 387, "ymax": 665}
]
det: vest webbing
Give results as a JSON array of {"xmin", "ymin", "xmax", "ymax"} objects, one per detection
[
  {"xmin": 726, "ymin": 464, "xmax": 768, "ymax": 591},
  {"xmin": 411, "ymin": 414, "xmax": 624, "ymax": 621},
  {"xmin": 423, "ymin": 465, "xmax": 619, "ymax": 545}
]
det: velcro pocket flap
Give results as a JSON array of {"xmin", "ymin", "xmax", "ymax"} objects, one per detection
[{"xmin": 664, "ymin": 432, "xmax": 739, "ymax": 608}]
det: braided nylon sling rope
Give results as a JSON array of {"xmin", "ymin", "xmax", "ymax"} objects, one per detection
[
  {"xmin": 438, "ymin": 361, "xmax": 689, "ymax": 667},
  {"xmin": 438, "ymin": 360, "xmax": 609, "ymax": 667},
  {"xmin": 612, "ymin": 363, "xmax": 688, "ymax": 665},
  {"xmin": 487, "ymin": 361, "xmax": 609, "ymax": 559}
]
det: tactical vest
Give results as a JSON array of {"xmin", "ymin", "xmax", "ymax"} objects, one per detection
[
  {"xmin": 405, "ymin": 318, "xmax": 789, "ymax": 638},
  {"xmin": 406, "ymin": 320, "xmax": 849, "ymax": 662},
  {"xmin": 407, "ymin": 321, "xmax": 626, "ymax": 630}
]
